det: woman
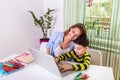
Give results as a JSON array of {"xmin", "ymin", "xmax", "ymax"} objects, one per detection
[{"xmin": 46, "ymin": 23, "xmax": 86, "ymax": 57}]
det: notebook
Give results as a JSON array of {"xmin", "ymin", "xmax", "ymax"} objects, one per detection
[
  {"xmin": 28, "ymin": 48, "xmax": 74, "ymax": 78},
  {"xmin": 14, "ymin": 52, "xmax": 35, "ymax": 64}
]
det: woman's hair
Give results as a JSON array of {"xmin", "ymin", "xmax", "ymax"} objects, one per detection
[
  {"xmin": 73, "ymin": 35, "xmax": 89, "ymax": 47},
  {"xmin": 64, "ymin": 23, "xmax": 86, "ymax": 37}
]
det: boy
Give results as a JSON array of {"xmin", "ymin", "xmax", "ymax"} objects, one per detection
[{"xmin": 55, "ymin": 35, "xmax": 91, "ymax": 72}]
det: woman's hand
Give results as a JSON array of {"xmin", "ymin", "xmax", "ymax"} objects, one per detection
[
  {"xmin": 46, "ymin": 48, "xmax": 50, "ymax": 55},
  {"xmin": 59, "ymin": 62, "xmax": 73, "ymax": 72}
]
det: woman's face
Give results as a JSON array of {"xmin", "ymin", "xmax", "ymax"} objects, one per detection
[{"xmin": 68, "ymin": 27, "xmax": 81, "ymax": 40}]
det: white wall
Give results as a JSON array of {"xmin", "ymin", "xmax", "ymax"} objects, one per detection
[
  {"xmin": 44, "ymin": 0, "xmax": 64, "ymax": 33},
  {"xmin": 0, "ymin": 0, "xmax": 64, "ymax": 59}
]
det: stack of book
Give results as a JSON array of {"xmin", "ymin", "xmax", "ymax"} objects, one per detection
[
  {"xmin": 0, "ymin": 59, "xmax": 24, "ymax": 77},
  {"xmin": 0, "ymin": 52, "xmax": 35, "ymax": 77},
  {"xmin": 2, "ymin": 59, "xmax": 24, "ymax": 72}
]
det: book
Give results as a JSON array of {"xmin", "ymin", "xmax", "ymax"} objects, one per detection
[{"xmin": 14, "ymin": 52, "xmax": 35, "ymax": 64}]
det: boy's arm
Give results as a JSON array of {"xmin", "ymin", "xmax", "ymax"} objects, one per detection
[
  {"xmin": 72, "ymin": 53, "xmax": 91, "ymax": 71},
  {"xmin": 55, "ymin": 51, "xmax": 73, "ymax": 63},
  {"xmin": 57, "ymin": 51, "xmax": 73, "ymax": 61}
]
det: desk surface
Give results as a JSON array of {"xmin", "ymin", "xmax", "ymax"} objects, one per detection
[
  {"xmin": 0, "ymin": 54, "xmax": 114, "ymax": 80},
  {"xmin": 63, "ymin": 65, "xmax": 114, "ymax": 80}
]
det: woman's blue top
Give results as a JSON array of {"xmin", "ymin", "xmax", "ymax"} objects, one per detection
[{"xmin": 46, "ymin": 31, "xmax": 74, "ymax": 56}]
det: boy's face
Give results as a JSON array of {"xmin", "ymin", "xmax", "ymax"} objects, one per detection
[{"xmin": 74, "ymin": 43, "xmax": 88, "ymax": 57}]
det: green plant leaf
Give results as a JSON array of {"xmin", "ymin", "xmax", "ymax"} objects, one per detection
[
  {"xmin": 28, "ymin": 11, "xmax": 37, "ymax": 21},
  {"xmin": 28, "ymin": 8, "xmax": 55, "ymax": 39}
]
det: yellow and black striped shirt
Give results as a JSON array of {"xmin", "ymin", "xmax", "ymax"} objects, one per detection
[{"xmin": 57, "ymin": 50, "xmax": 91, "ymax": 71}]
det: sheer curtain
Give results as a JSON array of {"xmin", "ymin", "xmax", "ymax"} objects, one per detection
[
  {"xmin": 85, "ymin": 0, "xmax": 120, "ymax": 80},
  {"xmin": 88, "ymin": 0, "xmax": 120, "ymax": 80},
  {"xmin": 64, "ymin": 0, "xmax": 86, "ymax": 30},
  {"xmin": 108, "ymin": 0, "xmax": 120, "ymax": 80},
  {"xmin": 64, "ymin": 0, "xmax": 120, "ymax": 80}
]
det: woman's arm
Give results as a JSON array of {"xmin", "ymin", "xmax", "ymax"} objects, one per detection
[
  {"xmin": 46, "ymin": 32, "xmax": 63, "ymax": 56},
  {"xmin": 46, "ymin": 32, "xmax": 58, "ymax": 55},
  {"xmin": 46, "ymin": 48, "xmax": 50, "ymax": 55}
]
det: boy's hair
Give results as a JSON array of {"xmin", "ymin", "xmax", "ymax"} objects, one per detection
[{"xmin": 73, "ymin": 35, "xmax": 89, "ymax": 47}]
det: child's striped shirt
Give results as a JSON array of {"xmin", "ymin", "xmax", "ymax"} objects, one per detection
[{"xmin": 57, "ymin": 50, "xmax": 91, "ymax": 71}]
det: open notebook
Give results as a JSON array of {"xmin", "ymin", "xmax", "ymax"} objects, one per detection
[{"xmin": 14, "ymin": 52, "xmax": 35, "ymax": 64}]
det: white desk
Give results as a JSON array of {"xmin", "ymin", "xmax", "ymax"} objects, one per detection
[
  {"xmin": 0, "ymin": 54, "xmax": 114, "ymax": 80},
  {"xmin": 63, "ymin": 65, "xmax": 114, "ymax": 80}
]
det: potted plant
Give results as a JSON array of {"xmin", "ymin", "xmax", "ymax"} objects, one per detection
[{"xmin": 28, "ymin": 8, "xmax": 55, "ymax": 43}]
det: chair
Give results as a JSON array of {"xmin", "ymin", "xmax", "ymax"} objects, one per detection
[{"xmin": 87, "ymin": 49, "xmax": 102, "ymax": 66}]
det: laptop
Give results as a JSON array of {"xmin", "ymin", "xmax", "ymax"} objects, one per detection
[{"xmin": 28, "ymin": 48, "xmax": 75, "ymax": 78}]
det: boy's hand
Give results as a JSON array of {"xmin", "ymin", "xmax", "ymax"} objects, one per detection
[
  {"xmin": 54, "ymin": 58, "xmax": 59, "ymax": 63},
  {"xmin": 59, "ymin": 62, "xmax": 73, "ymax": 72}
]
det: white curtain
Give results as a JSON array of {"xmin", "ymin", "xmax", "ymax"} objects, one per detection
[
  {"xmin": 110, "ymin": 0, "xmax": 120, "ymax": 41},
  {"xmin": 64, "ymin": 0, "xmax": 86, "ymax": 30},
  {"xmin": 108, "ymin": 0, "xmax": 120, "ymax": 80}
]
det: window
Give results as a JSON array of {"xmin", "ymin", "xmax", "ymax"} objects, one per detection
[
  {"xmin": 84, "ymin": 0, "xmax": 119, "ymax": 52},
  {"xmin": 85, "ymin": 0, "xmax": 112, "ymax": 34}
]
